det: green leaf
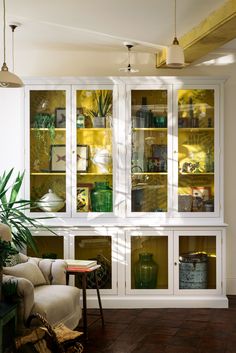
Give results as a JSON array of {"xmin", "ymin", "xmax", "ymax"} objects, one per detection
[
  {"xmin": 9, "ymin": 171, "xmax": 25, "ymax": 207},
  {"xmin": 0, "ymin": 169, "xmax": 57, "ymax": 258}
]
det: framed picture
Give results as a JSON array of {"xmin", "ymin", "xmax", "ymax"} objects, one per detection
[
  {"xmin": 152, "ymin": 144, "xmax": 167, "ymax": 160},
  {"xmin": 77, "ymin": 145, "xmax": 88, "ymax": 172},
  {"xmin": 147, "ymin": 157, "xmax": 167, "ymax": 172},
  {"xmin": 55, "ymin": 108, "xmax": 66, "ymax": 128},
  {"xmin": 191, "ymin": 186, "xmax": 211, "ymax": 201},
  {"xmin": 77, "ymin": 183, "xmax": 93, "ymax": 212},
  {"xmin": 50, "ymin": 144, "xmax": 66, "ymax": 171}
]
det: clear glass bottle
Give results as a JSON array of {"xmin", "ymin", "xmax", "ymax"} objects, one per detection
[
  {"xmin": 136, "ymin": 97, "xmax": 149, "ymax": 127},
  {"xmin": 76, "ymin": 107, "xmax": 85, "ymax": 128},
  {"xmin": 205, "ymin": 150, "xmax": 214, "ymax": 172}
]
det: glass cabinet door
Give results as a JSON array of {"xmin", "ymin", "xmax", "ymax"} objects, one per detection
[
  {"xmin": 28, "ymin": 88, "xmax": 69, "ymax": 215},
  {"xmin": 174, "ymin": 231, "xmax": 221, "ymax": 294},
  {"xmin": 177, "ymin": 89, "xmax": 215, "ymax": 213},
  {"xmin": 27, "ymin": 234, "xmax": 64, "ymax": 259},
  {"xmin": 126, "ymin": 230, "xmax": 172, "ymax": 294},
  {"xmin": 130, "ymin": 89, "xmax": 169, "ymax": 213},
  {"xmin": 73, "ymin": 231, "xmax": 117, "ymax": 294},
  {"xmin": 74, "ymin": 89, "xmax": 113, "ymax": 214}
]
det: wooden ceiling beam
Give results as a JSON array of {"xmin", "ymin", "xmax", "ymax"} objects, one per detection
[{"xmin": 156, "ymin": 0, "xmax": 236, "ymax": 67}]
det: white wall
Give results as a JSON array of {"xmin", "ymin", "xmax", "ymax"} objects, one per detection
[
  {"xmin": 0, "ymin": 89, "xmax": 24, "ymax": 173},
  {"xmin": 1, "ymin": 49, "xmax": 236, "ymax": 293}
]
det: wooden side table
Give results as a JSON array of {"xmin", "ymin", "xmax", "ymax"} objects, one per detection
[
  {"xmin": 0, "ymin": 302, "xmax": 17, "ymax": 353},
  {"xmin": 66, "ymin": 265, "xmax": 104, "ymax": 340}
]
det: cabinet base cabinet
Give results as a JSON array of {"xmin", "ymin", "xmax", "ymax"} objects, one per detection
[
  {"xmin": 85, "ymin": 295, "xmax": 228, "ymax": 309},
  {"xmin": 30, "ymin": 226, "xmax": 227, "ymax": 309}
]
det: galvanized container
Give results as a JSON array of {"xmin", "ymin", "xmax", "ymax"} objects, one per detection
[{"xmin": 179, "ymin": 252, "xmax": 208, "ymax": 289}]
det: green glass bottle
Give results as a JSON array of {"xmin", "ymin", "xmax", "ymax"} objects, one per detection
[
  {"xmin": 91, "ymin": 182, "xmax": 113, "ymax": 212},
  {"xmin": 134, "ymin": 253, "xmax": 158, "ymax": 289}
]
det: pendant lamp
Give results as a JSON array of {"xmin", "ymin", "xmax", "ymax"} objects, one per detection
[
  {"xmin": 0, "ymin": 0, "xmax": 23, "ymax": 87},
  {"xmin": 166, "ymin": 0, "xmax": 185, "ymax": 68},
  {"xmin": 119, "ymin": 42, "xmax": 139, "ymax": 73}
]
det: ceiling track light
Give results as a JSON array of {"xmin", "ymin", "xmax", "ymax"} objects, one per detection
[
  {"xmin": 119, "ymin": 42, "xmax": 139, "ymax": 73},
  {"xmin": 166, "ymin": 0, "xmax": 185, "ymax": 68},
  {"xmin": 0, "ymin": 0, "xmax": 23, "ymax": 87}
]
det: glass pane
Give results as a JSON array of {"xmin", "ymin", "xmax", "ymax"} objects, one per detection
[
  {"xmin": 76, "ymin": 90, "xmax": 113, "ymax": 213},
  {"xmin": 74, "ymin": 236, "xmax": 112, "ymax": 289},
  {"xmin": 27, "ymin": 236, "xmax": 64, "ymax": 259},
  {"xmin": 131, "ymin": 236, "xmax": 168, "ymax": 289},
  {"xmin": 131, "ymin": 90, "xmax": 168, "ymax": 212},
  {"xmin": 178, "ymin": 89, "xmax": 215, "ymax": 212},
  {"xmin": 179, "ymin": 236, "xmax": 216, "ymax": 289},
  {"xmin": 30, "ymin": 90, "xmax": 66, "ymax": 212}
]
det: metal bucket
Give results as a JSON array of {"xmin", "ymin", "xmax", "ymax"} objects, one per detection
[{"xmin": 179, "ymin": 252, "xmax": 208, "ymax": 289}]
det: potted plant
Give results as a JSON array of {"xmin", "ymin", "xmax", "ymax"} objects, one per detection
[
  {"xmin": 87, "ymin": 90, "xmax": 112, "ymax": 128},
  {"xmin": 0, "ymin": 223, "xmax": 17, "ymax": 301},
  {"xmin": 0, "ymin": 169, "xmax": 56, "ymax": 253}
]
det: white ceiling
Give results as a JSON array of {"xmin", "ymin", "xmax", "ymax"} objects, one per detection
[{"xmin": 2, "ymin": 0, "xmax": 228, "ymax": 54}]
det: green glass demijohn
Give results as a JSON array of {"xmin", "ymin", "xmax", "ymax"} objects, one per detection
[
  {"xmin": 134, "ymin": 252, "xmax": 158, "ymax": 289},
  {"xmin": 91, "ymin": 182, "xmax": 112, "ymax": 212}
]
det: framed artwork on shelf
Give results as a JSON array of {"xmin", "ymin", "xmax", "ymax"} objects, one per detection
[
  {"xmin": 77, "ymin": 145, "xmax": 89, "ymax": 172},
  {"xmin": 50, "ymin": 144, "xmax": 66, "ymax": 172},
  {"xmin": 55, "ymin": 108, "xmax": 66, "ymax": 128},
  {"xmin": 77, "ymin": 183, "xmax": 93, "ymax": 212},
  {"xmin": 148, "ymin": 157, "xmax": 167, "ymax": 172},
  {"xmin": 191, "ymin": 186, "xmax": 211, "ymax": 201},
  {"xmin": 151, "ymin": 144, "xmax": 167, "ymax": 160}
]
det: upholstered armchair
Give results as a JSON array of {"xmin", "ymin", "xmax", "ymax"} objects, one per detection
[{"xmin": 2, "ymin": 253, "xmax": 82, "ymax": 330}]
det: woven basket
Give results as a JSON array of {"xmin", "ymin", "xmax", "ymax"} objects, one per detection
[{"xmin": 14, "ymin": 313, "xmax": 83, "ymax": 353}]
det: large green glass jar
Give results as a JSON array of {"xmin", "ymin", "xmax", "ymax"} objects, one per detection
[
  {"xmin": 91, "ymin": 182, "xmax": 112, "ymax": 212},
  {"xmin": 134, "ymin": 253, "xmax": 158, "ymax": 289}
]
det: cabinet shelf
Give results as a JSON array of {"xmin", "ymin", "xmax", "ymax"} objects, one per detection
[
  {"xmin": 132, "ymin": 128, "xmax": 167, "ymax": 131},
  {"xmin": 132, "ymin": 172, "xmax": 167, "ymax": 175},
  {"xmin": 77, "ymin": 172, "xmax": 112, "ymax": 176},
  {"xmin": 30, "ymin": 128, "xmax": 66, "ymax": 131},
  {"xmin": 77, "ymin": 128, "xmax": 111, "ymax": 131},
  {"xmin": 179, "ymin": 172, "xmax": 214, "ymax": 176},
  {"xmin": 30, "ymin": 172, "xmax": 66, "ymax": 176},
  {"xmin": 178, "ymin": 128, "xmax": 214, "ymax": 132}
]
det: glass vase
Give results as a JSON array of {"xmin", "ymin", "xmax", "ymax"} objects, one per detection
[
  {"xmin": 91, "ymin": 182, "xmax": 112, "ymax": 212},
  {"xmin": 134, "ymin": 252, "xmax": 158, "ymax": 289}
]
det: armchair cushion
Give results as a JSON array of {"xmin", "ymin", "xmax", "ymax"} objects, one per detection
[
  {"xmin": 33, "ymin": 285, "xmax": 81, "ymax": 329},
  {"xmin": 3, "ymin": 261, "xmax": 47, "ymax": 286}
]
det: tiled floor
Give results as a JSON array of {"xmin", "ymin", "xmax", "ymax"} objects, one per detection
[{"xmin": 81, "ymin": 296, "xmax": 236, "ymax": 353}]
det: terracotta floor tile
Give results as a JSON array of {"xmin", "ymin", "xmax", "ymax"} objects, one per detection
[{"xmin": 83, "ymin": 297, "xmax": 236, "ymax": 353}]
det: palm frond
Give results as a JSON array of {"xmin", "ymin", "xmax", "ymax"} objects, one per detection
[
  {"xmin": 0, "ymin": 169, "xmax": 57, "ymax": 255},
  {"xmin": 9, "ymin": 171, "xmax": 25, "ymax": 207}
]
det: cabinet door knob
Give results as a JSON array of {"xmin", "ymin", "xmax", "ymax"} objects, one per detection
[{"xmin": 174, "ymin": 262, "xmax": 178, "ymax": 266}]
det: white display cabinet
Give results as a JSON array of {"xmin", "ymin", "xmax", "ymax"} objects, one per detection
[{"xmin": 23, "ymin": 77, "xmax": 227, "ymax": 308}]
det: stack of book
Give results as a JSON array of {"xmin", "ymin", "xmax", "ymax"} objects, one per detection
[{"xmin": 66, "ymin": 259, "xmax": 98, "ymax": 271}]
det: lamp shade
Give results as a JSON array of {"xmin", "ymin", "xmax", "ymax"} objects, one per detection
[
  {"xmin": 166, "ymin": 41, "xmax": 185, "ymax": 68},
  {"xmin": 0, "ymin": 223, "xmax": 12, "ymax": 242},
  {"xmin": 0, "ymin": 63, "xmax": 23, "ymax": 87}
]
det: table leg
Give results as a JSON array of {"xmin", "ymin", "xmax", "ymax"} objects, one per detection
[
  {"xmin": 66, "ymin": 272, "xmax": 69, "ymax": 286},
  {"xmin": 94, "ymin": 270, "xmax": 104, "ymax": 326},
  {"xmin": 82, "ymin": 273, "xmax": 88, "ymax": 340}
]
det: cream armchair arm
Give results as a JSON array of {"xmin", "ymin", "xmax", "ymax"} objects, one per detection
[
  {"xmin": 29, "ymin": 258, "xmax": 67, "ymax": 285},
  {"xmin": 3, "ymin": 274, "xmax": 34, "ymax": 325}
]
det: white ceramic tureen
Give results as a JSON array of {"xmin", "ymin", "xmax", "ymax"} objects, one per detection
[{"xmin": 37, "ymin": 189, "xmax": 65, "ymax": 212}]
